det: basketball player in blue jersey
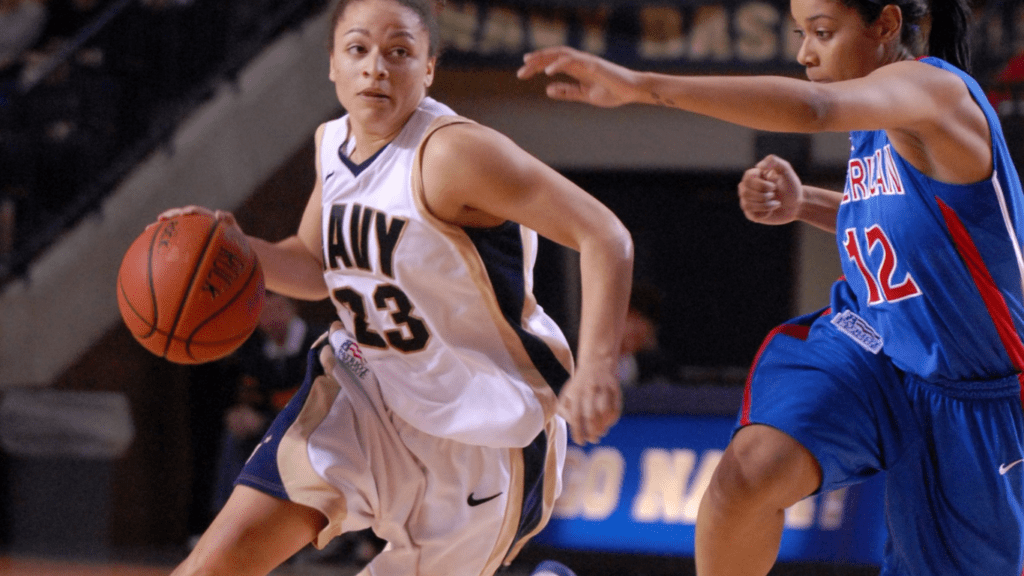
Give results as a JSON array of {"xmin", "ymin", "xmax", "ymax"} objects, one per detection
[
  {"xmin": 162, "ymin": 1, "xmax": 632, "ymax": 575},
  {"xmin": 520, "ymin": 0, "xmax": 1024, "ymax": 574}
]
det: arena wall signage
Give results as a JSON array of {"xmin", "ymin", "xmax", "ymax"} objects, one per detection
[
  {"xmin": 532, "ymin": 413, "xmax": 887, "ymax": 565},
  {"xmin": 438, "ymin": 0, "xmax": 1023, "ymax": 80}
]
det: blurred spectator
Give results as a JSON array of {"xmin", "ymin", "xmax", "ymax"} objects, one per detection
[
  {"xmin": 4, "ymin": 0, "xmax": 123, "ymax": 225},
  {"xmin": 0, "ymin": 0, "xmax": 48, "ymax": 73},
  {"xmin": 210, "ymin": 292, "xmax": 324, "ymax": 513},
  {"xmin": 20, "ymin": 0, "xmax": 108, "ymax": 88},
  {"xmin": 0, "ymin": 0, "xmax": 324, "ymax": 289},
  {"xmin": 988, "ymin": 50, "xmax": 1024, "ymax": 114},
  {"xmin": 618, "ymin": 281, "xmax": 673, "ymax": 388},
  {"xmin": 0, "ymin": 0, "xmax": 41, "ymax": 270}
]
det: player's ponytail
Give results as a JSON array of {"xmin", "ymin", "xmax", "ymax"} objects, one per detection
[
  {"xmin": 846, "ymin": 0, "xmax": 972, "ymax": 72},
  {"xmin": 927, "ymin": 0, "xmax": 972, "ymax": 73}
]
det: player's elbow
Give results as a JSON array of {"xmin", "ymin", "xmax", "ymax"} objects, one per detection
[{"xmin": 605, "ymin": 219, "xmax": 634, "ymax": 265}]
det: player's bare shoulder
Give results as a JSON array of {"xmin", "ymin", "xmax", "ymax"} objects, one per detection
[
  {"xmin": 878, "ymin": 60, "xmax": 976, "ymax": 119},
  {"xmin": 420, "ymin": 121, "xmax": 525, "ymax": 227},
  {"xmin": 423, "ymin": 120, "xmax": 514, "ymax": 166}
]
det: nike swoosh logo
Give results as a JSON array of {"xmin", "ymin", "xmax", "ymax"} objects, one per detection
[
  {"xmin": 467, "ymin": 492, "xmax": 502, "ymax": 507},
  {"xmin": 999, "ymin": 459, "xmax": 1024, "ymax": 475}
]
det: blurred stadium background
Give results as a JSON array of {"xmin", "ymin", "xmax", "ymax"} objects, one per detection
[{"xmin": 1, "ymin": 0, "xmax": 1023, "ymax": 574}]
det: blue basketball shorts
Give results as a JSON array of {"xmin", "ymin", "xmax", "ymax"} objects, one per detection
[{"xmin": 740, "ymin": 283, "xmax": 1024, "ymax": 575}]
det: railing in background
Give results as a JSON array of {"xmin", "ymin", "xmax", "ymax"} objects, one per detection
[{"xmin": 0, "ymin": 0, "xmax": 330, "ymax": 288}]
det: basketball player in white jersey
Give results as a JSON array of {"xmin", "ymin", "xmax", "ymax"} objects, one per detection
[{"xmin": 162, "ymin": 1, "xmax": 633, "ymax": 575}]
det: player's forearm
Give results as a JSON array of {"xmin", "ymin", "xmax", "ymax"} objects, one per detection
[
  {"xmin": 630, "ymin": 72, "xmax": 828, "ymax": 133},
  {"xmin": 574, "ymin": 230, "xmax": 634, "ymax": 370},
  {"xmin": 248, "ymin": 235, "xmax": 329, "ymax": 301},
  {"xmin": 797, "ymin": 186, "xmax": 842, "ymax": 233}
]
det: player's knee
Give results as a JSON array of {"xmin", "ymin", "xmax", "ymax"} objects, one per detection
[
  {"xmin": 707, "ymin": 425, "xmax": 820, "ymax": 512},
  {"xmin": 704, "ymin": 446, "xmax": 768, "ymax": 513}
]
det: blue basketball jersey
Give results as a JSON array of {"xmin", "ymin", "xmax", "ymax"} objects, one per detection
[{"xmin": 835, "ymin": 57, "xmax": 1024, "ymax": 384}]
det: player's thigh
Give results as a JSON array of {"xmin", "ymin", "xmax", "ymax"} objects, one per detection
[
  {"xmin": 172, "ymin": 485, "xmax": 326, "ymax": 576},
  {"xmin": 742, "ymin": 307, "xmax": 907, "ymax": 493}
]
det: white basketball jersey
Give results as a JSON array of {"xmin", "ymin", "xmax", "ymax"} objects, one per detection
[{"xmin": 318, "ymin": 97, "xmax": 570, "ymax": 448}]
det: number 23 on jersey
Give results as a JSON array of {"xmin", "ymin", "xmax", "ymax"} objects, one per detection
[{"xmin": 332, "ymin": 285, "xmax": 432, "ymax": 353}]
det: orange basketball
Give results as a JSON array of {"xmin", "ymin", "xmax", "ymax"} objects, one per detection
[{"xmin": 116, "ymin": 212, "xmax": 265, "ymax": 364}]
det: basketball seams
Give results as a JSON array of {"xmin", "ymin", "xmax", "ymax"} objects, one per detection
[
  {"xmin": 118, "ymin": 212, "xmax": 265, "ymax": 364},
  {"xmin": 160, "ymin": 217, "xmax": 223, "ymax": 360},
  {"xmin": 141, "ymin": 221, "xmax": 163, "ymax": 337},
  {"xmin": 118, "ymin": 277, "xmax": 157, "ymax": 331},
  {"xmin": 115, "ymin": 221, "xmax": 165, "ymax": 338},
  {"xmin": 182, "ymin": 257, "xmax": 263, "ymax": 362}
]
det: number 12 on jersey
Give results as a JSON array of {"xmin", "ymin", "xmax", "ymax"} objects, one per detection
[{"xmin": 842, "ymin": 225, "xmax": 922, "ymax": 305}]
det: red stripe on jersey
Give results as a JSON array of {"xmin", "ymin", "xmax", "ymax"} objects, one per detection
[
  {"xmin": 741, "ymin": 322, "xmax": 812, "ymax": 426},
  {"xmin": 937, "ymin": 198, "xmax": 1024, "ymax": 405}
]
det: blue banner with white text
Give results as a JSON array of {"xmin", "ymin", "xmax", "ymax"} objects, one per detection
[{"xmin": 532, "ymin": 413, "xmax": 886, "ymax": 565}]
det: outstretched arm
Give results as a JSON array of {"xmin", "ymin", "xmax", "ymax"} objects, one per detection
[
  {"xmin": 517, "ymin": 46, "xmax": 836, "ymax": 132},
  {"xmin": 422, "ymin": 122, "xmax": 634, "ymax": 445},
  {"xmin": 517, "ymin": 47, "xmax": 989, "ymax": 148}
]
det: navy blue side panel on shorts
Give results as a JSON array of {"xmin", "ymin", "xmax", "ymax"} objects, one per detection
[
  {"xmin": 511, "ymin": 430, "xmax": 547, "ymax": 549},
  {"xmin": 235, "ymin": 345, "xmax": 324, "ymax": 500}
]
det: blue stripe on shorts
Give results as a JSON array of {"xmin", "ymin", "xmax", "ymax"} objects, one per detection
[{"xmin": 234, "ymin": 345, "xmax": 324, "ymax": 501}]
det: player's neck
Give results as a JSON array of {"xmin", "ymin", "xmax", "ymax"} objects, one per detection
[{"xmin": 344, "ymin": 116, "xmax": 409, "ymax": 163}]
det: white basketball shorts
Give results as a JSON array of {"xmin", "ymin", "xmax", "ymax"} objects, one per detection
[{"xmin": 236, "ymin": 324, "xmax": 567, "ymax": 576}]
